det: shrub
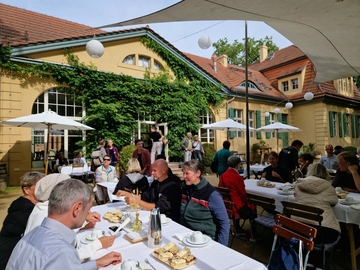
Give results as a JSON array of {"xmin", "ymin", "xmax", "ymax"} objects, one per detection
[
  {"xmin": 119, "ymin": 145, "xmax": 137, "ymax": 175},
  {"xmin": 202, "ymin": 143, "xmax": 216, "ymax": 167},
  {"xmin": 343, "ymin": 146, "xmax": 357, "ymax": 154}
]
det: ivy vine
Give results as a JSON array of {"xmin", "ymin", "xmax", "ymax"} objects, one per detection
[{"xmin": 0, "ymin": 37, "xmax": 224, "ymax": 161}]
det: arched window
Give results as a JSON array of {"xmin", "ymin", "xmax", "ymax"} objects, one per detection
[
  {"xmin": 238, "ymin": 81, "xmax": 259, "ymax": 90},
  {"xmin": 154, "ymin": 60, "xmax": 163, "ymax": 70},
  {"xmin": 31, "ymin": 88, "xmax": 85, "ymax": 169},
  {"xmin": 138, "ymin": 55, "xmax": 150, "ymax": 68},
  {"xmin": 122, "ymin": 55, "xmax": 135, "ymax": 65},
  {"xmin": 199, "ymin": 111, "xmax": 214, "ymax": 143}
]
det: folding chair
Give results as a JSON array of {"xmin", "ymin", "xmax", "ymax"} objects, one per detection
[
  {"xmin": 70, "ymin": 163, "xmax": 85, "ymax": 181},
  {"xmin": 246, "ymin": 193, "xmax": 276, "ymax": 256},
  {"xmin": 269, "ymin": 214, "xmax": 317, "ymax": 269},
  {"xmin": 281, "ymin": 201, "xmax": 341, "ymax": 269},
  {"xmin": 215, "ymin": 187, "xmax": 247, "ymax": 247}
]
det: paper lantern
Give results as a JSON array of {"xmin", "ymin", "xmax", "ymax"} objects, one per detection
[
  {"xmin": 274, "ymin": 107, "xmax": 281, "ymax": 114},
  {"xmin": 285, "ymin": 102, "xmax": 293, "ymax": 109},
  {"xmin": 304, "ymin": 92, "xmax": 314, "ymax": 101},
  {"xmin": 264, "ymin": 111, "xmax": 270, "ymax": 117},
  {"xmin": 198, "ymin": 35, "xmax": 212, "ymax": 49},
  {"xmin": 86, "ymin": 39, "xmax": 104, "ymax": 58}
]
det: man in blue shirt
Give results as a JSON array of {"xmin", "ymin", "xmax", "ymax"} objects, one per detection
[
  {"xmin": 319, "ymin": 144, "xmax": 338, "ymax": 170},
  {"xmin": 6, "ymin": 179, "xmax": 122, "ymax": 270}
]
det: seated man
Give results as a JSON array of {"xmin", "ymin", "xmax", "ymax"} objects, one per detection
[
  {"xmin": 219, "ymin": 156, "xmax": 258, "ymax": 241},
  {"xmin": 117, "ymin": 159, "xmax": 181, "ymax": 222},
  {"xmin": 332, "ymin": 151, "xmax": 360, "ymax": 193},
  {"xmin": 6, "ymin": 179, "xmax": 122, "ymax": 270}
]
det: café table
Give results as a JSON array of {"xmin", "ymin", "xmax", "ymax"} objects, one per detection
[
  {"xmin": 245, "ymin": 179, "xmax": 360, "ymax": 270},
  {"xmin": 243, "ymin": 164, "xmax": 267, "ymax": 179},
  {"xmin": 78, "ymin": 202, "xmax": 267, "ymax": 270}
]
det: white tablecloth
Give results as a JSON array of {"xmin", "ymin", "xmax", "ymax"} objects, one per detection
[
  {"xmin": 78, "ymin": 203, "xmax": 267, "ymax": 270},
  {"xmin": 61, "ymin": 164, "xmax": 92, "ymax": 175},
  {"xmin": 243, "ymin": 165, "xmax": 267, "ymax": 178},
  {"xmin": 245, "ymin": 179, "xmax": 360, "ymax": 226}
]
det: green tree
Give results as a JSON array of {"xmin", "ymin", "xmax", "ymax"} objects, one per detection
[
  {"xmin": 212, "ymin": 36, "xmax": 279, "ymax": 66},
  {"xmin": 354, "ymin": 76, "xmax": 360, "ymax": 89}
]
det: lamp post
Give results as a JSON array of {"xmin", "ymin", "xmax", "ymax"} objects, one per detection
[{"xmin": 244, "ymin": 21, "xmax": 251, "ymax": 180}]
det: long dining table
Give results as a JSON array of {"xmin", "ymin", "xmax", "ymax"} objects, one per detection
[
  {"xmin": 245, "ymin": 179, "xmax": 360, "ymax": 270},
  {"xmin": 77, "ymin": 202, "xmax": 267, "ymax": 270}
]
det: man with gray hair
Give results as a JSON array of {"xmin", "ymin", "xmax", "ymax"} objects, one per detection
[
  {"xmin": 319, "ymin": 144, "xmax": 338, "ymax": 170},
  {"xmin": 181, "ymin": 132, "xmax": 193, "ymax": 162},
  {"xmin": 6, "ymin": 179, "xmax": 122, "ymax": 270}
]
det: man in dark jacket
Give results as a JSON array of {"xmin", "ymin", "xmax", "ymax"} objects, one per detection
[
  {"xmin": 117, "ymin": 159, "xmax": 181, "ymax": 222},
  {"xmin": 278, "ymin": 139, "xmax": 303, "ymax": 182}
]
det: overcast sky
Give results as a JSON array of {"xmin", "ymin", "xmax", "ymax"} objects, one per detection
[{"xmin": 1, "ymin": 0, "xmax": 292, "ymax": 59}]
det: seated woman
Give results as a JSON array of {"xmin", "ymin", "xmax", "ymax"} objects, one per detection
[
  {"xmin": 73, "ymin": 151, "xmax": 86, "ymax": 164},
  {"xmin": 294, "ymin": 163, "xmax": 340, "ymax": 244},
  {"xmin": 219, "ymin": 156, "xmax": 257, "ymax": 240},
  {"xmin": 180, "ymin": 160, "xmax": 230, "ymax": 246},
  {"xmin": 95, "ymin": 154, "xmax": 118, "ymax": 204},
  {"xmin": 0, "ymin": 171, "xmax": 45, "ymax": 269},
  {"xmin": 261, "ymin": 151, "xmax": 289, "ymax": 183},
  {"xmin": 55, "ymin": 152, "xmax": 69, "ymax": 172},
  {"xmin": 296, "ymin": 153, "xmax": 314, "ymax": 178},
  {"xmin": 113, "ymin": 158, "xmax": 149, "ymax": 195}
]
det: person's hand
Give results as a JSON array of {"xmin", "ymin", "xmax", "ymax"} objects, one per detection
[
  {"xmin": 96, "ymin": 251, "xmax": 122, "ymax": 268},
  {"xmin": 81, "ymin": 221, "xmax": 95, "ymax": 230},
  {"xmin": 99, "ymin": 235, "xmax": 116, "ymax": 249},
  {"xmin": 86, "ymin": 211, "xmax": 101, "ymax": 224},
  {"xmin": 125, "ymin": 194, "xmax": 140, "ymax": 205},
  {"xmin": 116, "ymin": 190, "xmax": 131, "ymax": 197},
  {"xmin": 272, "ymin": 171, "xmax": 280, "ymax": 178},
  {"xmin": 348, "ymin": 165, "xmax": 358, "ymax": 174},
  {"xmin": 261, "ymin": 172, "xmax": 266, "ymax": 178}
]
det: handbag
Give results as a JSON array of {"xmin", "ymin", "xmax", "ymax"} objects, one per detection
[
  {"xmin": 268, "ymin": 238, "xmax": 304, "ymax": 270},
  {"xmin": 210, "ymin": 156, "xmax": 218, "ymax": 173}
]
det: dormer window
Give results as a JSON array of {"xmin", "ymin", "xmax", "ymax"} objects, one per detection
[
  {"xmin": 291, "ymin": 79, "xmax": 298, "ymax": 89},
  {"xmin": 282, "ymin": 81, "xmax": 289, "ymax": 92},
  {"xmin": 154, "ymin": 60, "xmax": 162, "ymax": 70},
  {"xmin": 122, "ymin": 55, "xmax": 135, "ymax": 65},
  {"xmin": 334, "ymin": 77, "xmax": 354, "ymax": 97},
  {"xmin": 238, "ymin": 81, "xmax": 259, "ymax": 90}
]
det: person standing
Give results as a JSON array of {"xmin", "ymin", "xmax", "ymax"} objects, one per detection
[
  {"xmin": 91, "ymin": 139, "xmax": 107, "ymax": 171},
  {"xmin": 319, "ymin": 144, "xmax": 338, "ymax": 170},
  {"xmin": 158, "ymin": 130, "xmax": 167, "ymax": 156},
  {"xmin": 181, "ymin": 132, "xmax": 193, "ymax": 162},
  {"xmin": 106, "ymin": 139, "xmax": 120, "ymax": 167},
  {"xmin": 132, "ymin": 139, "xmax": 152, "ymax": 176},
  {"xmin": 149, "ymin": 126, "xmax": 162, "ymax": 163},
  {"xmin": 213, "ymin": 140, "xmax": 233, "ymax": 177},
  {"xmin": 6, "ymin": 179, "xmax": 122, "ymax": 270},
  {"xmin": 192, "ymin": 135, "xmax": 204, "ymax": 164},
  {"xmin": 278, "ymin": 139, "xmax": 303, "ymax": 181}
]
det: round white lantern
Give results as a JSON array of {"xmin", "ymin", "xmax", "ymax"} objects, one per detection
[
  {"xmin": 274, "ymin": 107, "xmax": 281, "ymax": 114},
  {"xmin": 86, "ymin": 39, "xmax": 104, "ymax": 58},
  {"xmin": 304, "ymin": 92, "xmax": 314, "ymax": 101},
  {"xmin": 198, "ymin": 35, "xmax": 212, "ymax": 49},
  {"xmin": 264, "ymin": 111, "xmax": 270, "ymax": 117},
  {"xmin": 285, "ymin": 102, "xmax": 293, "ymax": 109}
]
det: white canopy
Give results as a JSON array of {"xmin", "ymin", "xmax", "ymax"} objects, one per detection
[
  {"xmin": 202, "ymin": 118, "xmax": 254, "ymax": 132},
  {"xmin": 256, "ymin": 122, "xmax": 301, "ymax": 133},
  {"xmin": 98, "ymin": 0, "xmax": 360, "ymax": 85}
]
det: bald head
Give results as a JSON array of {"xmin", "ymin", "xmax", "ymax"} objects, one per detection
[{"xmin": 152, "ymin": 159, "xmax": 169, "ymax": 182}]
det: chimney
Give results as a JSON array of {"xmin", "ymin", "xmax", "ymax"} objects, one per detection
[
  {"xmin": 259, "ymin": 45, "xmax": 268, "ymax": 62},
  {"xmin": 217, "ymin": 54, "xmax": 228, "ymax": 67},
  {"xmin": 211, "ymin": 54, "xmax": 217, "ymax": 72}
]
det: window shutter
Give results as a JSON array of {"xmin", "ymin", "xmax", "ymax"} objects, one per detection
[
  {"xmin": 356, "ymin": 115, "xmax": 360, "ymax": 138},
  {"xmin": 329, "ymin": 111, "xmax": 334, "ymax": 137},
  {"xmin": 351, "ymin": 114, "xmax": 355, "ymax": 138},
  {"xmin": 265, "ymin": 116, "xmax": 271, "ymax": 139},
  {"xmin": 256, "ymin": 110, "xmax": 262, "ymax": 139},
  {"xmin": 228, "ymin": 108, "xmax": 236, "ymax": 139},
  {"xmin": 277, "ymin": 113, "xmax": 283, "ymax": 139},
  {"xmin": 338, "ymin": 112, "xmax": 343, "ymax": 138},
  {"xmin": 343, "ymin": 113, "xmax": 348, "ymax": 137}
]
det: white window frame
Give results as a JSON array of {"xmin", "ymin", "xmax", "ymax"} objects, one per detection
[
  {"xmin": 234, "ymin": 109, "xmax": 243, "ymax": 137},
  {"xmin": 138, "ymin": 55, "xmax": 150, "ymax": 68},
  {"xmin": 291, "ymin": 78, "xmax": 299, "ymax": 90},
  {"xmin": 199, "ymin": 111, "xmax": 214, "ymax": 143},
  {"xmin": 248, "ymin": 111, "xmax": 254, "ymax": 138},
  {"xmin": 282, "ymin": 81, "xmax": 289, "ymax": 92}
]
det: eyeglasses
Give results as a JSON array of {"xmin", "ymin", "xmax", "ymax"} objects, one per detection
[{"xmin": 104, "ymin": 159, "xmax": 111, "ymax": 161}]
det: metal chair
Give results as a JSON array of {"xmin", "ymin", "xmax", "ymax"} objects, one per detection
[
  {"xmin": 281, "ymin": 201, "xmax": 341, "ymax": 269},
  {"xmin": 269, "ymin": 214, "xmax": 317, "ymax": 269}
]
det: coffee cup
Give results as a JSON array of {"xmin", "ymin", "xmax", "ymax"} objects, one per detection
[
  {"xmin": 121, "ymin": 259, "xmax": 138, "ymax": 270},
  {"xmin": 346, "ymin": 196, "xmax": 355, "ymax": 203},
  {"xmin": 91, "ymin": 228, "xmax": 103, "ymax": 239},
  {"xmin": 335, "ymin": 187, "xmax": 343, "ymax": 193},
  {"xmin": 260, "ymin": 178, "xmax": 266, "ymax": 182},
  {"xmin": 160, "ymin": 214, "xmax": 167, "ymax": 223},
  {"xmin": 282, "ymin": 187, "xmax": 290, "ymax": 194},
  {"xmin": 191, "ymin": 231, "xmax": 204, "ymax": 243}
]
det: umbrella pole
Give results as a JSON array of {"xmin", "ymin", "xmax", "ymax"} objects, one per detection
[
  {"xmin": 245, "ymin": 21, "xmax": 251, "ymax": 179},
  {"xmin": 45, "ymin": 125, "xmax": 51, "ymax": 175}
]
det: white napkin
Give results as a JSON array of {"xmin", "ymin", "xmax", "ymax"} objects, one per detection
[
  {"xmin": 175, "ymin": 231, "xmax": 192, "ymax": 241},
  {"xmin": 350, "ymin": 204, "xmax": 360, "ymax": 210}
]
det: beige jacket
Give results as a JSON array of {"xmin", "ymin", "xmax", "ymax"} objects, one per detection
[{"xmin": 294, "ymin": 176, "xmax": 340, "ymax": 233}]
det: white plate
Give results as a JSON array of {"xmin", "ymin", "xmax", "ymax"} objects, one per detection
[
  {"xmin": 111, "ymin": 261, "xmax": 147, "ymax": 270},
  {"xmin": 340, "ymin": 200, "xmax": 360, "ymax": 205},
  {"xmin": 183, "ymin": 235, "xmax": 211, "ymax": 247},
  {"xmin": 161, "ymin": 217, "xmax": 172, "ymax": 226},
  {"xmin": 277, "ymin": 190, "xmax": 295, "ymax": 196},
  {"xmin": 111, "ymin": 195, "xmax": 126, "ymax": 201}
]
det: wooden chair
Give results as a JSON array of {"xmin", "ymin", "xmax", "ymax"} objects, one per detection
[
  {"xmin": 281, "ymin": 201, "xmax": 341, "ymax": 269},
  {"xmin": 247, "ymin": 193, "xmax": 277, "ymax": 256},
  {"xmin": 216, "ymin": 186, "xmax": 232, "ymax": 201},
  {"xmin": 269, "ymin": 214, "xmax": 317, "ymax": 269}
]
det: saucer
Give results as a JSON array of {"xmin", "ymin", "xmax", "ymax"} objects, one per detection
[
  {"xmin": 161, "ymin": 217, "xmax": 172, "ymax": 226},
  {"xmin": 340, "ymin": 200, "xmax": 360, "ymax": 205},
  {"xmin": 277, "ymin": 190, "xmax": 294, "ymax": 196},
  {"xmin": 183, "ymin": 235, "xmax": 211, "ymax": 247},
  {"xmin": 111, "ymin": 261, "xmax": 147, "ymax": 270}
]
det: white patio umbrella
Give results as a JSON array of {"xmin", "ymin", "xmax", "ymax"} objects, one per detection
[
  {"xmin": 0, "ymin": 110, "xmax": 94, "ymax": 174},
  {"xmin": 202, "ymin": 118, "xmax": 254, "ymax": 140},
  {"xmin": 256, "ymin": 122, "xmax": 301, "ymax": 151}
]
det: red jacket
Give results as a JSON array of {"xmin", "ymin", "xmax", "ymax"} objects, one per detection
[
  {"xmin": 132, "ymin": 148, "xmax": 152, "ymax": 176},
  {"xmin": 219, "ymin": 168, "xmax": 252, "ymax": 218}
]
